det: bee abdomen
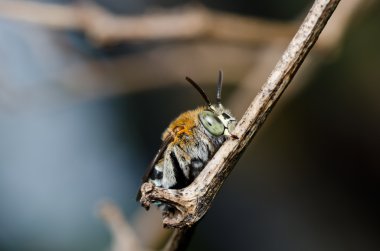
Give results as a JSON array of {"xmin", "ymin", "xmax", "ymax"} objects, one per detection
[
  {"xmin": 169, "ymin": 152, "xmax": 191, "ymax": 189},
  {"xmin": 149, "ymin": 162, "xmax": 163, "ymax": 187},
  {"xmin": 148, "ymin": 129, "xmax": 226, "ymax": 191},
  {"xmin": 151, "ymin": 166, "xmax": 163, "ymax": 180},
  {"xmin": 190, "ymin": 159, "xmax": 205, "ymax": 179}
]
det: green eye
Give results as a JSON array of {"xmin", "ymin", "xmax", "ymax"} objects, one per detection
[{"xmin": 199, "ymin": 111, "xmax": 224, "ymax": 136}]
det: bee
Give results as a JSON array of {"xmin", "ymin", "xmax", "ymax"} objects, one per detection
[{"xmin": 137, "ymin": 71, "xmax": 237, "ymax": 210}]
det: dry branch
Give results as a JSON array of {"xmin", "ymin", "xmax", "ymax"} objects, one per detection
[
  {"xmin": 162, "ymin": 228, "xmax": 197, "ymax": 251},
  {"xmin": 139, "ymin": 0, "xmax": 341, "ymax": 230},
  {"xmin": 98, "ymin": 202, "xmax": 148, "ymax": 251},
  {"xmin": 0, "ymin": 0, "xmax": 296, "ymax": 45}
]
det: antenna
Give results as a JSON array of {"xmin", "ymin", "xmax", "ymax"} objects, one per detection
[
  {"xmin": 185, "ymin": 76, "xmax": 211, "ymax": 106},
  {"xmin": 216, "ymin": 70, "xmax": 223, "ymax": 106}
]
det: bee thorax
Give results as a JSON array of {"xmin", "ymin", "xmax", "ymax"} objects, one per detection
[{"xmin": 149, "ymin": 124, "xmax": 226, "ymax": 190}]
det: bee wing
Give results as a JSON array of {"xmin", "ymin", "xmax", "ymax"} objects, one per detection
[
  {"xmin": 136, "ymin": 134, "xmax": 174, "ymax": 201},
  {"xmin": 142, "ymin": 134, "xmax": 174, "ymax": 182}
]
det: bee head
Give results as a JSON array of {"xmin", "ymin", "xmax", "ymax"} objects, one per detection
[{"xmin": 185, "ymin": 71, "xmax": 236, "ymax": 136}]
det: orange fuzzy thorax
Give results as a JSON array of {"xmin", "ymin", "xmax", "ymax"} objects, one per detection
[{"xmin": 162, "ymin": 107, "xmax": 205, "ymax": 143}]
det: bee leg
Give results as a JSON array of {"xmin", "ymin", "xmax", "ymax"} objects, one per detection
[
  {"xmin": 173, "ymin": 145, "xmax": 192, "ymax": 179},
  {"xmin": 162, "ymin": 145, "xmax": 190, "ymax": 189},
  {"xmin": 155, "ymin": 202, "xmax": 176, "ymax": 215},
  {"xmin": 162, "ymin": 204, "xmax": 177, "ymax": 217},
  {"xmin": 230, "ymin": 134, "xmax": 239, "ymax": 140},
  {"xmin": 223, "ymin": 128, "xmax": 239, "ymax": 140},
  {"xmin": 190, "ymin": 159, "xmax": 204, "ymax": 180}
]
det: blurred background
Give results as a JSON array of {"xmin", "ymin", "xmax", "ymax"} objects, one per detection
[{"xmin": 0, "ymin": 0, "xmax": 379, "ymax": 251}]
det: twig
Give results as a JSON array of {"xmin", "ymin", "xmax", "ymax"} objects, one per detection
[
  {"xmin": 162, "ymin": 228, "xmax": 197, "ymax": 251},
  {"xmin": 139, "ymin": 0, "xmax": 341, "ymax": 232},
  {"xmin": 98, "ymin": 201, "xmax": 148, "ymax": 251},
  {"xmin": 0, "ymin": 0, "xmax": 296, "ymax": 45},
  {"xmin": 133, "ymin": 208, "xmax": 171, "ymax": 249}
]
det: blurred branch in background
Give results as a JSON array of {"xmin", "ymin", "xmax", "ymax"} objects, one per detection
[
  {"xmin": 0, "ymin": 0, "xmax": 370, "ymax": 109},
  {"xmin": 0, "ymin": 0, "xmax": 296, "ymax": 45},
  {"xmin": 99, "ymin": 202, "xmax": 149, "ymax": 251},
  {"xmin": 229, "ymin": 0, "xmax": 368, "ymax": 115}
]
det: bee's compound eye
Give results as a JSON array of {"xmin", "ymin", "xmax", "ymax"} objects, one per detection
[{"xmin": 199, "ymin": 111, "xmax": 224, "ymax": 136}]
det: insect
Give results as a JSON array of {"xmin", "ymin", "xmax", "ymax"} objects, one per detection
[{"xmin": 137, "ymin": 71, "xmax": 237, "ymax": 209}]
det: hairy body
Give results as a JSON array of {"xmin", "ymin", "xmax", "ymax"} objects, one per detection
[
  {"xmin": 149, "ymin": 106, "xmax": 228, "ymax": 190},
  {"xmin": 137, "ymin": 71, "xmax": 236, "ymax": 211}
]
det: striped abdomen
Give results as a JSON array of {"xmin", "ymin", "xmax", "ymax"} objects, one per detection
[{"xmin": 149, "ymin": 126, "xmax": 226, "ymax": 190}]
